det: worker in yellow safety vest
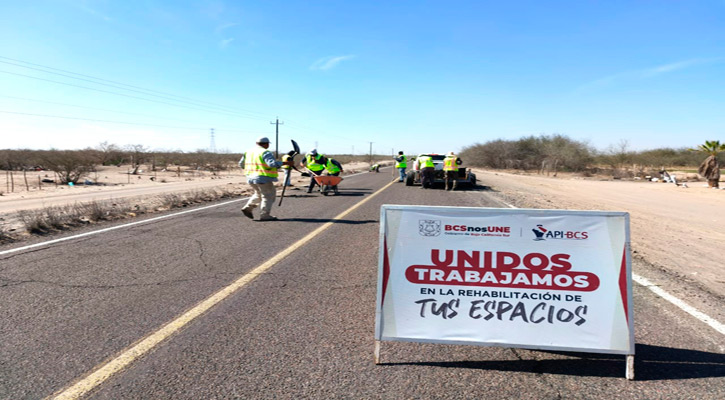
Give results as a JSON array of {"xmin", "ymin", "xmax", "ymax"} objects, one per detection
[
  {"xmin": 301, "ymin": 148, "xmax": 327, "ymax": 193},
  {"xmin": 394, "ymin": 151, "xmax": 407, "ymax": 182},
  {"xmin": 323, "ymin": 158, "xmax": 344, "ymax": 195},
  {"xmin": 417, "ymin": 154, "xmax": 435, "ymax": 189},
  {"xmin": 280, "ymin": 151, "xmax": 295, "ymax": 187},
  {"xmin": 238, "ymin": 137, "xmax": 293, "ymax": 221},
  {"xmin": 443, "ymin": 151, "xmax": 462, "ymax": 191},
  {"xmin": 325, "ymin": 158, "xmax": 343, "ymax": 176}
]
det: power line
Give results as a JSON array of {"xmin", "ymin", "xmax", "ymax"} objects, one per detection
[
  {"xmin": 283, "ymin": 119, "xmax": 369, "ymax": 144},
  {"xmin": 0, "ymin": 109, "xmax": 265, "ymax": 133},
  {"xmin": 0, "ymin": 56, "xmax": 271, "ymax": 119},
  {"xmin": 0, "ymin": 69, "xmax": 270, "ymax": 121},
  {"xmin": 0, "ymin": 95, "xmax": 255, "ymax": 130},
  {"xmin": 0, "ymin": 56, "xmax": 386, "ymax": 149}
]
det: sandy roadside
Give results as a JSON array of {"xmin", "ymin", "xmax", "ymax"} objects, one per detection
[
  {"xmin": 0, "ymin": 162, "xmax": 375, "ymax": 233},
  {"xmin": 0, "ymin": 162, "xmax": 375, "ymax": 210},
  {"xmin": 475, "ymin": 169, "xmax": 725, "ymax": 299}
]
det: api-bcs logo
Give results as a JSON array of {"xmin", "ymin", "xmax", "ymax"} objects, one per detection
[{"xmin": 532, "ymin": 224, "xmax": 588, "ymax": 241}]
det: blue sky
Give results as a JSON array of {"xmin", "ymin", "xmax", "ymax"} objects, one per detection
[{"xmin": 0, "ymin": 0, "xmax": 723, "ymax": 155}]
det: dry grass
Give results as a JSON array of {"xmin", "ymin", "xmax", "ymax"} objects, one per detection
[
  {"xmin": 4, "ymin": 187, "xmax": 244, "ymax": 241},
  {"xmin": 0, "ymin": 223, "xmax": 14, "ymax": 243}
]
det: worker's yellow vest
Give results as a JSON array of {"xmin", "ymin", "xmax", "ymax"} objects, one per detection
[
  {"xmin": 244, "ymin": 147, "xmax": 278, "ymax": 178},
  {"xmin": 325, "ymin": 159, "xmax": 341, "ymax": 174},
  {"xmin": 419, "ymin": 156, "xmax": 434, "ymax": 168},
  {"xmin": 306, "ymin": 154, "xmax": 325, "ymax": 172},
  {"xmin": 396, "ymin": 155, "xmax": 407, "ymax": 168},
  {"xmin": 281, "ymin": 154, "xmax": 291, "ymax": 170},
  {"xmin": 443, "ymin": 156, "xmax": 458, "ymax": 171}
]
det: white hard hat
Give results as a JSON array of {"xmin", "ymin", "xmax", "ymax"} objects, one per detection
[
  {"xmin": 448, "ymin": 151, "xmax": 455, "ymax": 156},
  {"xmin": 257, "ymin": 136, "xmax": 270, "ymax": 144}
]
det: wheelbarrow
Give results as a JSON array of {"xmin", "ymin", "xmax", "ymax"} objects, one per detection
[{"xmin": 314, "ymin": 175, "xmax": 343, "ymax": 196}]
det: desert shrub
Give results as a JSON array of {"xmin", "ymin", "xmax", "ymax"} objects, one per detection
[
  {"xmin": 43, "ymin": 206, "xmax": 71, "ymax": 230},
  {"xmin": 460, "ymin": 134, "xmax": 593, "ymax": 172},
  {"xmin": 74, "ymin": 201, "xmax": 108, "ymax": 222},
  {"xmin": 0, "ymin": 224, "xmax": 16, "ymax": 243},
  {"xmin": 161, "ymin": 193, "xmax": 184, "ymax": 208},
  {"xmin": 17, "ymin": 210, "xmax": 51, "ymax": 234},
  {"xmin": 92, "ymin": 142, "xmax": 125, "ymax": 165},
  {"xmin": 39, "ymin": 150, "xmax": 96, "ymax": 184}
]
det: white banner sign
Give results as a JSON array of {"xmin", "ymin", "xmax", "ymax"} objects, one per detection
[{"xmin": 375, "ymin": 205, "xmax": 634, "ymax": 355}]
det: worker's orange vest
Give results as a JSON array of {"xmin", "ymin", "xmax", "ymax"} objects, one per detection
[{"xmin": 443, "ymin": 156, "xmax": 458, "ymax": 171}]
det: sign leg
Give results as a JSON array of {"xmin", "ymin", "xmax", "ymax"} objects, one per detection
[
  {"xmin": 374, "ymin": 340, "xmax": 381, "ymax": 365},
  {"xmin": 626, "ymin": 355, "xmax": 635, "ymax": 380}
]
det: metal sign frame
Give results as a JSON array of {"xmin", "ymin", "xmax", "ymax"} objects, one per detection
[{"xmin": 375, "ymin": 205, "xmax": 635, "ymax": 379}]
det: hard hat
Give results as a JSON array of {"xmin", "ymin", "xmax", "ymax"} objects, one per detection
[
  {"xmin": 448, "ymin": 151, "xmax": 455, "ymax": 156},
  {"xmin": 309, "ymin": 148, "xmax": 318, "ymax": 155},
  {"xmin": 256, "ymin": 136, "xmax": 270, "ymax": 144}
]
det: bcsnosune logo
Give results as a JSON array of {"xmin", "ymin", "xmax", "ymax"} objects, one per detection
[{"xmin": 418, "ymin": 220, "xmax": 441, "ymax": 237}]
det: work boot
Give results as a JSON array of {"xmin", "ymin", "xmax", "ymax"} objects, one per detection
[
  {"xmin": 258, "ymin": 215, "xmax": 278, "ymax": 221},
  {"xmin": 241, "ymin": 207, "xmax": 254, "ymax": 219}
]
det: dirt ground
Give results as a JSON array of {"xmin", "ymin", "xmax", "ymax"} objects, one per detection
[{"xmin": 476, "ymin": 169, "xmax": 725, "ymax": 299}]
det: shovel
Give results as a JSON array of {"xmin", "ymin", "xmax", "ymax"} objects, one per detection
[{"xmin": 278, "ymin": 139, "xmax": 301, "ymax": 206}]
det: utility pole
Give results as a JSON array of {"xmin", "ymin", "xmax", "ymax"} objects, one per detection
[
  {"xmin": 391, "ymin": 148, "xmax": 395, "ymax": 178},
  {"xmin": 209, "ymin": 128, "xmax": 216, "ymax": 153},
  {"xmin": 270, "ymin": 118, "xmax": 283, "ymax": 158},
  {"xmin": 369, "ymin": 142, "xmax": 374, "ymax": 166}
]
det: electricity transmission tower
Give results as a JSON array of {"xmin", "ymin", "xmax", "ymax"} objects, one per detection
[{"xmin": 209, "ymin": 128, "xmax": 216, "ymax": 153}]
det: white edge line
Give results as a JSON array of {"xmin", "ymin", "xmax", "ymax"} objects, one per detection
[
  {"xmin": 0, "ymin": 170, "xmax": 373, "ymax": 257},
  {"xmin": 633, "ymin": 274, "xmax": 725, "ymax": 335},
  {"xmin": 501, "ymin": 199, "xmax": 725, "ymax": 337},
  {"xmin": 0, "ymin": 198, "xmax": 246, "ymax": 257}
]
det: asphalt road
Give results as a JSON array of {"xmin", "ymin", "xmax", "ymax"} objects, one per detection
[{"xmin": 1, "ymin": 169, "xmax": 723, "ymax": 399}]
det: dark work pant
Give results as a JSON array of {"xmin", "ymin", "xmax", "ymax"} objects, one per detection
[
  {"xmin": 421, "ymin": 167, "xmax": 435, "ymax": 188},
  {"xmin": 307, "ymin": 169, "xmax": 323, "ymax": 192},
  {"xmin": 445, "ymin": 170, "xmax": 458, "ymax": 190},
  {"xmin": 324, "ymin": 171, "xmax": 340, "ymax": 194}
]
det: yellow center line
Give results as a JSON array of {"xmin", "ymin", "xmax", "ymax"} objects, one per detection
[{"xmin": 50, "ymin": 179, "xmax": 396, "ymax": 400}]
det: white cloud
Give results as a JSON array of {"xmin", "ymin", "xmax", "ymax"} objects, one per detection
[
  {"xmin": 219, "ymin": 38, "xmax": 234, "ymax": 49},
  {"xmin": 643, "ymin": 58, "xmax": 722, "ymax": 77},
  {"xmin": 76, "ymin": 4, "xmax": 112, "ymax": 21},
  {"xmin": 215, "ymin": 22, "xmax": 239, "ymax": 34},
  {"xmin": 576, "ymin": 57, "xmax": 723, "ymax": 92},
  {"xmin": 309, "ymin": 55, "xmax": 356, "ymax": 71}
]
